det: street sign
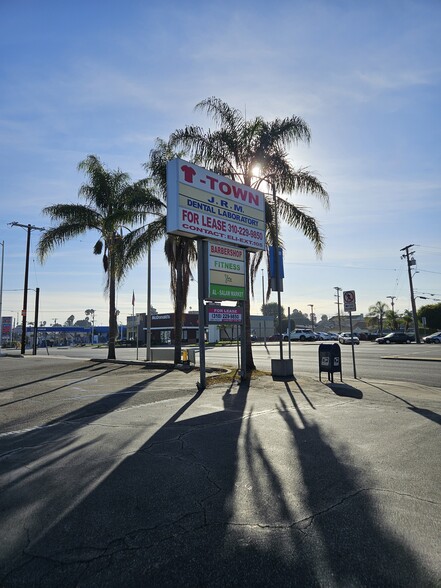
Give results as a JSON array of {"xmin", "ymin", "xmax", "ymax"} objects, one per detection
[{"xmin": 343, "ymin": 290, "xmax": 356, "ymax": 312}]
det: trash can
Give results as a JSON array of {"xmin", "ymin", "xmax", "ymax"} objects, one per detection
[{"xmin": 318, "ymin": 343, "xmax": 342, "ymax": 382}]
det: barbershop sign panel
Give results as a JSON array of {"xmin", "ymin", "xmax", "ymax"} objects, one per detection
[{"xmin": 167, "ymin": 158, "xmax": 265, "ymax": 251}]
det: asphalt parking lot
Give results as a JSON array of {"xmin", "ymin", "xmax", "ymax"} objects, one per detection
[{"xmin": 1, "ymin": 355, "xmax": 440, "ymax": 586}]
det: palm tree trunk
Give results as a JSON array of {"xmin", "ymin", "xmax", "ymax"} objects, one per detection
[
  {"xmin": 108, "ymin": 256, "xmax": 117, "ymax": 360},
  {"xmin": 174, "ymin": 260, "xmax": 184, "ymax": 364}
]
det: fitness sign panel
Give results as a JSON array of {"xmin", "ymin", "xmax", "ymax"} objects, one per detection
[
  {"xmin": 166, "ymin": 158, "xmax": 265, "ymax": 251},
  {"xmin": 205, "ymin": 241, "xmax": 246, "ymax": 301}
]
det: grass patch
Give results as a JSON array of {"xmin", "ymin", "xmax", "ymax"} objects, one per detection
[{"xmin": 206, "ymin": 367, "xmax": 271, "ymax": 387}]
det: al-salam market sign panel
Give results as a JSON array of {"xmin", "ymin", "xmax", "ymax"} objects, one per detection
[{"xmin": 166, "ymin": 158, "xmax": 265, "ymax": 251}]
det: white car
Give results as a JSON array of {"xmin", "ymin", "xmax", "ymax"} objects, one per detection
[
  {"xmin": 422, "ymin": 331, "xmax": 441, "ymax": 343},
  {"xmin": 284, "ymin": 328, "xmax": 317, "ymax": 342},
  {"xmin": 315, "ymin": 332, "xmax": 336, "ymax": 341},
  {"xmin": 338, "ymin": 332, "xmax": 360, "ymax": 345}
]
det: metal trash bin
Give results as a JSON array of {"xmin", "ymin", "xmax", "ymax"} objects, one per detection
[{"xmin": 318, "ymin": 343, "xmax": 342, "ymax": 382}]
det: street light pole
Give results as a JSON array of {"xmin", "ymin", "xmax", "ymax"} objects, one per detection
[
  {"xmin": 9, "ymin": 222, "xmax": 45, "ymax": 354},
  {"xmin": 387, "ymin": 296, "xmax": 397, "ymax": 330},
  {"xmin": 334, "ymin": 287, "xmax": 342, "ymax": 332},
  {"xmin": 308, "ymin": 304, "xmax": 314, "ymax": 331}
]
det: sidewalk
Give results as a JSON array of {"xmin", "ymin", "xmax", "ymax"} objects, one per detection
[{"xmin": 0, "ymin": 357, "xmax": 440, "ymax": 586}]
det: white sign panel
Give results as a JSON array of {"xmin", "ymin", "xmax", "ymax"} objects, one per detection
[
  {"xmin": 167, "ymin": 158, "xmax": 265, "ymax": 251},
  {"xmin": 343, "ymin": 290, "xmax": 357, "ymax": 312}
]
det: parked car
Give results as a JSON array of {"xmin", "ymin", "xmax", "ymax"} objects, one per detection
[
  {"xmin": 375, "ymin": 332, "xmax": 414, "ymax": 344},
  {"xmin": 267, "ymin": 333, "xmax": 284, "ymax": 342},
  {"xmin": 422, "ymin": 331, "xmax": 441, "ymax": 344},
  {"xmin": 338, "ymin": 332, "xmax": 360, "ymax": 345},
  {"xmin": 315, "ymin": 331, "xmax": 335, "ymax": 341},
  {"xmin": 284, "ymin": 328, "xmax": 317, "ymax": 342}
]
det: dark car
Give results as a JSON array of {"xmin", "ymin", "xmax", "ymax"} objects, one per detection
[
  {"xmin": 267, "ymin": 333, "xmax": 284, "ymax": 342},
  {"xmin": 375, "ymin": 332, "xmax": 413, "ymax": 344}
]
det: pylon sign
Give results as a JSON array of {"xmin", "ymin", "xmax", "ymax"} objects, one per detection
[
  {"xmin": 343, "ymin": 290, "xmax": 356, "ymax": 312},
  {"xmin": 166, "ymin": 158, "xmax": 265, "ymax": 251}
]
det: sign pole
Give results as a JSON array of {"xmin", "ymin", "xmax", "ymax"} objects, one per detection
[
  {"xmin": 197, "ymin": 239, "xmax": 206, "ymax": 390},
  {"xmin": 343, "ymin": 290, "xmax": 357, "ymax": 379},
  {"xmin": 349, "ymin": 310, "xmax": 357, "ymax": 379}
]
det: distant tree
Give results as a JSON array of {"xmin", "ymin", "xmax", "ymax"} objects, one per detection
[
  {"xmin": 401, "ymin": 309, "xmax": 413, "ymax": 332},
  {"xmin": 289, "ymin": 308, "xmax": 310, "ymax": 326},
  {"xmin": 321, "ymin": 314, "xmax": 328, "ymax": 322},
  {"xmin": 385, "ymin": 309, "xmax": 398, "ymax": 331},
  {"xmin": 74, "ymin": 318, "xmax": 91, "ymax": 328},
  {"xmin": 367, "ymin": 301, "xmax": 389, "ymax": 335},
  {"xmin": 65, "ymin": 315, "xmax": 75, "ymax": 326},
  {"xmin": 85, "ymin": 309, "xmax": 95, "ymax": 322},
  {"xmin": 417, "ymin": 303, "xmax": 441, "ymax": 330},
  {"xmin": 262, "ymin": 302, "xmax": 285, "ymax": 330}
]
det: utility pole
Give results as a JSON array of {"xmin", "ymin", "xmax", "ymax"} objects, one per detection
[
  {"xmin": 9, "ymin": 222, "xmax": 45, "ymax": 354},
  {"xmin": 308, "ymin": 304, "xmax": 314, "ymax": 331},
  {"xmin": 400, "ymin": 244, "xmax": 420, "ymax": 344},
  {"xmin": 334, "ymin": 287, "xmax": 342, "ymax": 332},
  {"xmin": 386, "ymin": 296, "xmax": 397, "ymax": 330}
]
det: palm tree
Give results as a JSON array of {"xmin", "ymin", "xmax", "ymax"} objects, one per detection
[
  {"xmin": 120, "ymin": 139, "xmax": 198, "ymax": 364},
  {"xmin": 170, "ymin": 97, "xmax": 329, "ymax": 371},
  {"xmin": 401, "ymin": 309, "xmax": 413, "ymax": 332},
  {"xmin": 37, "ymin": 155, "xmax": 164, "ymax": 360},
  {"xmin": 143, "ymin": 139, "xmax": 198, "ymax": 364},
  {"xmin": 367, "ymin": 301, "xmax": 389, "ymax": 335}
]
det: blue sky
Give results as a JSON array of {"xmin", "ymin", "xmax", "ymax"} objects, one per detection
[{"xmin": 1, "ymin": 0, "xmax": 440, "ymax": 328}]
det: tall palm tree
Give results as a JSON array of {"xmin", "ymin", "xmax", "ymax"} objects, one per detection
[
  {"xmin": 367, "ymin": 301, "xmax": 389, "ymax": 335},
  {"xmin": 37, "ymin": 155, "xmax": 164, "ymax": 360},
  {"xmin": 122, "ymin": 139, "xmax": 198, "ymax": 364},
  {"xmin": 170, "ymin": 97, "xmax": 329, "ymax": 371},
  {"xmin": 144, "ymin": 139, "xmax": 198, "ymax": 364}
]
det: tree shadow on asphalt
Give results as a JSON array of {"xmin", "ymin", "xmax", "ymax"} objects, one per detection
[
  {"xmin": 0, "ymin": 375, "xmax": 434, "ymax": 586},
  {"xmin": 359, "ymin": 379, "xmax": 441, "ymax": 426}
]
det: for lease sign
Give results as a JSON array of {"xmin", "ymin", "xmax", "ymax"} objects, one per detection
[
  {"xmin": 167, "ymin": 158, "xmax": 265, "ymax": 251},
  {"xmin": 206, "ymin": 305, "xmax": 242, "ymax": 324}
]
